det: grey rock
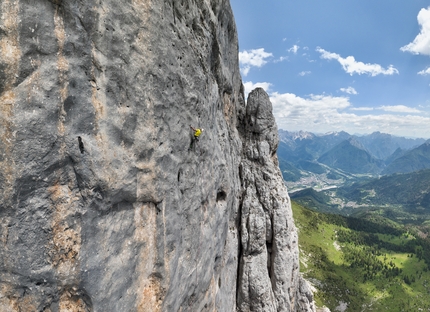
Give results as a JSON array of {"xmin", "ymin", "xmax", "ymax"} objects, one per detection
[
  {"xmin": 237, "ymin": 88, "xmax": 315, "ymax": 312},
  {"xmin": 0, "ymin": 0, "xmax": 314, "ymax": 311}
]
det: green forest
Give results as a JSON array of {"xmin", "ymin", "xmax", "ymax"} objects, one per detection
[{"xmin": 292, "ymin": 201, "xmax": 430, "ymax": 311}]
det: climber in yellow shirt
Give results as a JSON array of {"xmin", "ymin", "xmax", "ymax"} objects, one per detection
[{"xmin": 189, "ymin": 125, "xmax": 204, "ymax": 150}]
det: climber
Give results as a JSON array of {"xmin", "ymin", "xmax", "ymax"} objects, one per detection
[{"xmin": 189, "ymin": 125, "xmax": 204, "ymax": 150}]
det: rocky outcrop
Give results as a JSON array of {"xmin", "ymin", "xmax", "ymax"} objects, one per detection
[
  {"xmin": 0, "ymin": 0, "xmax": 314, "ymax": 311},
  {"xmin": 237, "ymin": 88, "xmax": 315, "ymax": 312}
]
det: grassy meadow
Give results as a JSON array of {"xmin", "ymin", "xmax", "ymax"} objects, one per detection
[{"xmin": 292, "ymin": 201, "xmax": 430, "ymax": 311}]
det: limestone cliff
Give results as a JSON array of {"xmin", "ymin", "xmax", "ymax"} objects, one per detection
[
  {"xmin": 0, "ymin": 0, "xmax": 315, "ymax": 311},
  {"xmin": 237, "ymin": 89, "xmax": 315, "ymax": 312}
]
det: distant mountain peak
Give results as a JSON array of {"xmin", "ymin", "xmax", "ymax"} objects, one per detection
[
  {"xmin": 369, "ymin": 131, "xmax": 391, "ymax": 138},
  {"xmin": 323, "ymin": 130, "xmax": 349, "ymax": 137},
  {"xmin": 348, "ymin": 137, "xmax": 366, "ymax": 150},
  {"xmin": 382, "ymin": 139, "xmax": 430, "ymax": 174},
  {"xmin": 317, "ymin": 137, "xmax": 384, "ymax": 174},
  {"xmin": 293, "ymin": 131, "xmax": 315, "ymax": 140}
]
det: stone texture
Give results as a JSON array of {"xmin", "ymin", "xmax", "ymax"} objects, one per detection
[
  {"xmin": 0, "ymin": 0, "xmax": 314, "ymax": 311},
  {"xmin": 237, "ymin": 88, "xmax": 315, "ymax": 312}
]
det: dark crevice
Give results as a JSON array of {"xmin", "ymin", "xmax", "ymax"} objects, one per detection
[
  {"xmin": 70, "ymin": 158, "xmax": 86, "ymax": 205},
  {"xmin": 267, "ymin": 241, "xmax": 273, "ymax": 280},
  {"xmin": 78, "ymin": 136, "xmax": 85, "ymax": 154},
  {"xmin": 238, "ymin": 164, "xmax": 244, "ymax": 188},
  {"xmin": 216, "ymin": 190, "xmax": 226, "ymax": 202},
  {"xmin": 236, "ymin": 185, "xmax": 245, "ymax": 305}
]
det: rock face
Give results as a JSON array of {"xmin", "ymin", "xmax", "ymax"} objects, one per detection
[
  {"xmin": 237, "ymin": 89, "xmax": 315, "ymax": 312},
  {"xmin": 0, "ymin": 0, "xmax": 314, "ymax": 311}
]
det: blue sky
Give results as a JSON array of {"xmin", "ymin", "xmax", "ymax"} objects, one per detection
[{"xmin": 230, "ymin": 1, "xmax": 430, "ymax": 138}]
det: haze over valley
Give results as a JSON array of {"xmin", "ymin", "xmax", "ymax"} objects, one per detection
[{"xmin": 278, "ymin": 129, "xmax": 428, "ymax": 193}]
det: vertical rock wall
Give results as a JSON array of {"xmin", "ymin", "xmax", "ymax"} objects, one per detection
[{"xmin": 0, "ymin": 0, "xmax": 314, "ymax": 311}]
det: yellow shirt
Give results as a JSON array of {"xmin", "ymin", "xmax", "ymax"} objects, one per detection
[{"xmin": 194, "ymin": 129, "xmax": 202, "ymax": 137}]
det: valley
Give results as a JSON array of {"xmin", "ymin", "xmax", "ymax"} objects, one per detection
[
  {"xmin": 279, "ymin": 129, "xmax": 430, "ymax": 224},
  {"xmin": 280, "ymin": 129, "xmax": 430, "ymax": 310},
  {"xmin": 284, "ymin": 168, "xmax": 373, "ymax": 193},
  {"xmin": 293, "ymin": 201, "xmax": 430, "ymax": 312}
]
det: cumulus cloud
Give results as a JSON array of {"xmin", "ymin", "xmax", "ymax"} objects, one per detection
[
  {"xmin": 340, "ymin": 87, "xmax": 358, "ymax": 95},
  {"xmin": 400, "ymin": 7, "xmax": 430, "ymax": 56},
  {"xmin": 239, "ymin": 48, "xmax": 273, "ymax": 76},
  {"xmin": 288, "ymin": 45, "xmax": 300, "ymax": 54},
  {"xmin": 316, "ymin": 47, "xmax": 399, "ymax": 76},
  {"xmin": 269, "ymin": 92, "xmax": 430, "ymax": 138},
  {"xmin": 243, "ymin": 81, "xmax": 272, "ymax": 99},
  {"xmin": 377, "ymin": 105, "xmax": 422, "ymax": 113},
  {"xmin": 418, "ymin": 67, "xmax": 430, "ymax": 75},
  {"xmin": 299, "ymin": 71, "xmax": 311, "ymax": 76},
  {"xmin": 270, "ymin": 93, "xmax": 350, "ymax": 119}
]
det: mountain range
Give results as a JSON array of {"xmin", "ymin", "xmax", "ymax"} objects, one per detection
[
  {"xmin": 317, "ymin": 138, "xmax": 384, "ymax": 174},
  {"xmin": 382, "ymin": 140, "xmax": 430, "ymax": 175},
  {"xmin": 278, "ymin": 129, "xmax": 428, "ymax": 179}
]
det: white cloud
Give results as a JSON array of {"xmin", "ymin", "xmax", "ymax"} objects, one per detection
[
  {"xmin": 299, "ymin": 71, "xmax": 311, "ymax": 76},
  {"xmin": 340, "ymin": 87, "xmax": 358, "ymax": 95},
  {"xmin": 239, "ymin": 48, "xmax": 273, "ymax": 76},
  {"xmin": 270, "ymin": 93, "xmax": 351, "ymax": 121},
  {"xmin": 274, "ymin": 56, "xmax": 288, "ymax": 63},
  {"xmin": 377, "ymin": 105, "xmax": 422, "ymax": 113},
  {"xmin": 316, "ymin": 47, "xmax": 399, "ymax": 76},
  {"xmin": 400, "ymin": 7, "xmax": 430, "ymax": 56},
  {"xmin": 288, "ymin": 45, "xmax": 299, "ymax": 54},
  {"xmin": 350, "ymin": 107, "xmax": 374, "ymax": 111},
  {"xmin": 418, "ymin": 67, "xmax": 430, "ymax": 75},
  {"xmin": 243, "ymin": 81, "xmax": 272, "ymax": 99},
  {"xmin": 269, "ymin": 92, "xmax": 430, "ymax": 138}
]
